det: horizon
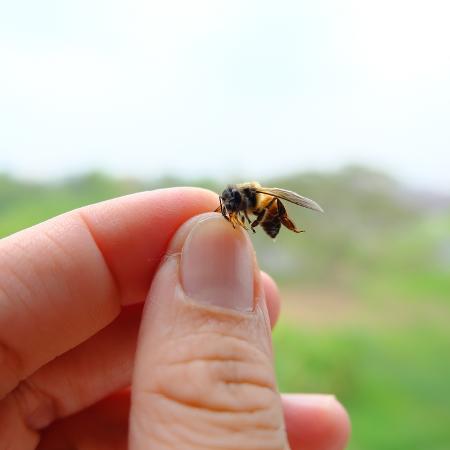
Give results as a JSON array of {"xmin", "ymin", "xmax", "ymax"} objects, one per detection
[{"xmin": 2, "ymin": 163, "xmax": 450, "ymax": 198}]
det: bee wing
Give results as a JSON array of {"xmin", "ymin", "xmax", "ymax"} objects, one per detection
[{"xmin": 255, "ymin": 187, "xmax": 324, "ymax": 213}]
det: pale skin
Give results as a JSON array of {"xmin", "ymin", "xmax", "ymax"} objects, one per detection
[{"xmin": 0, "ymin": 188, "xmax": 350, "ymax": 449}]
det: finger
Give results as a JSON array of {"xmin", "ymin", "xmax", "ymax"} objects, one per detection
[
  {"xmin": 37, "ymin": 390, "xmax": 130, "ymax": 450},
  {"xmin": 130, "ymin": 213, "xmax": 289, "ymax": 450},
  {"xmin": 283, "ymin": 394, "xmax": 350, "ymax": 450},
  {"xmin": 261, "ymin": 271, "xmax": 281, "ymax": 328},
  {"xmin": 37, "ymin": 392, "xmax": 350, "ymax": 450},
  {"xmin": 0, "ymin": 188, "xmax": 218, "ymax": 398},
  {"xmin": 0, "ymin": 304, "xmax": 142, "ymax": 448}
]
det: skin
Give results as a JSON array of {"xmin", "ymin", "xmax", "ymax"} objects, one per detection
[{"xmin": 0, "ymin": 188, "xmax": 350, "ymax": 450}]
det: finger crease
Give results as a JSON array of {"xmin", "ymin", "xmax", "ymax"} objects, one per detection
[
  {"xmin": 12, "ymin": 378, "xmax": 59, "ymax": 431},
  {"xmin": 0, "ymin": 338, "xmax": 23, "ymax": 399},
  {"xmin": 77, "ymin": 210, "xmax": 123, "ymax": 302},
  {"xmin": 149, "ymin": 390, "xmax": 272, "ymax": 414}
]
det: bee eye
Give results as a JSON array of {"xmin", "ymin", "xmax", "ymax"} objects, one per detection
[{"xmin": 233, "ymin": 190, "xmax": 241, "ymax": 203}]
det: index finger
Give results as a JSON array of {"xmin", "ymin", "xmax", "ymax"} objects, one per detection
[{"xmin": 0, "ymin": 188, "xmax": 218, "ymax": 399}]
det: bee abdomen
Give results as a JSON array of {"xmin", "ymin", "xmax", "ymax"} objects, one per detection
[{"xmin": 261, "ymin": 215, "xmax": 281, "ymax": 238}]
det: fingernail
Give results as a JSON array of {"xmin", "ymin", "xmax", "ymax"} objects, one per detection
[{"xmin": 180, "ymin": 216, "xmax": 254, "ymax": 311}]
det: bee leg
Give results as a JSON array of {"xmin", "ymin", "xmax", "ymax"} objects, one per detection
[
  {"xmin": 228, "ymin": 213, "xmax": 236, "ymax": 228},
  {"xmin": 215, "ymin": 198, "xmax": 222, "ymax": 213},
  {"xmin": 243, "ymin": 211, "xmax": 254, "ymax": 233},
  {"xmin": 253, "ymin": 197, "xmax": 276, "ymax": 232},
  {"xmin": 217, "ymin": 197, "xmax": 232, "ymax": 222},
  {"xmin": 236, "ymin": 213, "xmax": 245, "ymax": 228},
  {"xmin": 251, "ymin": 209, "xmax": 266, "ymax": 233},
  {"xmin": 239, "ymin": 214, "xmax": 249, "ymax": 230},
  {"xmin": 216, "ymin": 207, "xmax": 228, "ymax": 218},
  {"xmin": 267, "ymin": 197, "xmax": 277, "ymax": 209},
  {"xmin": 244, "ymin": 210, "xmax": 252, "ymax": 224},
  {"xmin": 277, "ymin": 199, "xmax": 303, "ymax": 233}
]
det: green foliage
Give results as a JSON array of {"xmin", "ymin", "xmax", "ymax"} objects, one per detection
[
  {"xmin": 0, "ymin": 171, "xmax": 137, "ymax": 236},
  {"xmin": 274, "ymin": 321, "xmax": 450, "ymax": 450}
]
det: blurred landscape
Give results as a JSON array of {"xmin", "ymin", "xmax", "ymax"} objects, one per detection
[{"xmin": 1, "ymin": 165, "xmax": 449, "ymax": 450}]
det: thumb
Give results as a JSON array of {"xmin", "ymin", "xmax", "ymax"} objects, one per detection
[{"xmin": 129, "ymin": 213, "xmax": 289, "ymax": 450}]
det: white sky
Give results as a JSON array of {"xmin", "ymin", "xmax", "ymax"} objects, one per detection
[{"xmin": 0, "ymin": 0, "xmax": 449, "ymax": 192}]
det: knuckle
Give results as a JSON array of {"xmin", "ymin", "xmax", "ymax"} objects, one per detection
[
  {"xmin": 136, "ymin": 332, "xmax": 287, "ymax": 450},
  {"xmin": 12, "ymin": 378, "xmax": 57, "ymax": 430},
  {"xmin": 155, "ymin": 334, "xmax": 275, "ymax": 410}
]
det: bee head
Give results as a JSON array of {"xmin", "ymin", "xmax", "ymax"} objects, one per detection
[{"xmin": 221, "ymin": 185, "xmax": 242, "ymax": 212}]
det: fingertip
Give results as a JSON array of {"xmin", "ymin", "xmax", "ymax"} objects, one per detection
[
  {"xmin": 282, "ymin": 394, "xmax": 351, "ymax": 450},
  {"xmin": 323, "ymin": 397, "xmax": 351, "ymax": 450},
  {"xmin": 81, "ymin": 188, "xmax": 219, "ymax": 305}
]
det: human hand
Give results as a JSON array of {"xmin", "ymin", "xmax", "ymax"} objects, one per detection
[{"xmin": 0, "ymin": 188, "xmax": 350, "ymax": 449}]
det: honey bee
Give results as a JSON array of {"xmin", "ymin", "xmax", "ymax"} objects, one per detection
[{"xmin": 216, "ymin": 181, "xmax": 323, "ymax": 238}]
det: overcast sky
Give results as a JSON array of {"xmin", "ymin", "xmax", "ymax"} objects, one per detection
[{"xmin": 1, "ymin": 0, "xmax": 449, "ymax": 192}]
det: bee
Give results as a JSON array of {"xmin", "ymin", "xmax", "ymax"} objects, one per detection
[{"xmin": 216, "ymin": 181, "xmax": 323, "ymax": 238}]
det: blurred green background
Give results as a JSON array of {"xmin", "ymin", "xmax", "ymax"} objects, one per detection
[{"xmin": 1, "ymin": 166, "xmax": 449, "ymax": 449}]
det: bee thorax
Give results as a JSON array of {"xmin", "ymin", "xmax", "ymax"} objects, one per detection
[{"xmin": 221, "ymin": 185, "xmax": 255, "ymax": 212}]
